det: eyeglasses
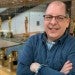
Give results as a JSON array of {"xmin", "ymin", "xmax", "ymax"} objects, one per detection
[{"xmin": 43, "ymin": 15, "xmax": 67, "ymax": 22}]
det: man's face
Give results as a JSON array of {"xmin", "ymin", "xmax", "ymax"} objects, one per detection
[{"xmin": 44, "ymin": 3, "xmax": 70, "ymax": 41}]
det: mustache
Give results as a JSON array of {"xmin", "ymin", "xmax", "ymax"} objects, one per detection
[{"xmin": 48, "ymin": 25, "xmax": 61, "ymax": 30}]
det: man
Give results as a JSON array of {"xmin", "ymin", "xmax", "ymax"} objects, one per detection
[{"xmin": 17, "ymin": 1, "xmax": 75, "ymax": 75}]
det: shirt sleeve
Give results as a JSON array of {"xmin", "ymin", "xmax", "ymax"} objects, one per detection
[
  {"xmin": 37, "ymin": 45, "xmax": 75, "ymax": 75},
  {"xmin": 36, "ymin": 65, "xmax": 64, "ymax": 75},
  {"xmin": 16, "ymin": 37, "xmax": 35, "ymax": 75},
  {"xmin": 66, "ymin": 45, "xmax": 75, "ymax": 75}
]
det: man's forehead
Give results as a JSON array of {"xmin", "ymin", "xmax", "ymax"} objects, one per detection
[
  {"xmin": 49, "ymin": 1, "xmax": 65, "ymax": 6},
  {"xmin": 45, "ymin": 2, "xmax": 66, "ymax": 15},
  {"xmin": 48, "ymin": 2, "xmax": 65, "ymax": 9},
  {"xmin": 46, "ymin": 1, "xmax": 66, "ymax": 10}
]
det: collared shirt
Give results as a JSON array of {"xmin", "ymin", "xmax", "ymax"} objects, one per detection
[
  {"xmin": 17, "ymin": 32, "xmax": 75, "ymax": 75},
  {"xmin": 46, "ymin": 40, "xmax": 55, "ymax": 50}
]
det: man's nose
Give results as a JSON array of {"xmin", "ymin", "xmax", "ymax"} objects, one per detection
[{"xmin": 50, "ymin": 17, "xmax": 57, "ymax": 25}]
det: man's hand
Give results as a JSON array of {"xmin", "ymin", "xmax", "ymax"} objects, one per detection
[
  {"xmin": 30, "ymin": 62, "xmax": 41, "ymax": 73},
  {"xmin": 60, "ymin": 60, "xmax": 72, "ymax": 74},
  {"xmin": 30, "ymin": 61, "xmax": 72, "ymax": 74}
]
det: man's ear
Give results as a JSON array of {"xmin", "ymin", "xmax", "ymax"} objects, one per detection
[{"xmin": 66, "ymin": 18, "xmax": 70, "ymax": 28}]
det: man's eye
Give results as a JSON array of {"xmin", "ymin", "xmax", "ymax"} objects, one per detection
[
  {"xmin": 46, "ymin": 16, "xmax": 52, "ymax": 19},
  {"xmin": 57, "ymin": 17, "xmax": 64, "ymax": 20}
]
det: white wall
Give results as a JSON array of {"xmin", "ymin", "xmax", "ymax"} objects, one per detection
[
  {"xmin": 2, "ymin": 9, "xmax": 44, "ymax": 34},
  {"xmin": 29, "ymin": 11, "xmax": 44, "ymax": 32}
]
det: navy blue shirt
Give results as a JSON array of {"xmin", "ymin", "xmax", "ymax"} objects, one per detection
[{"xmin": 17, "ymin": 32, "xmax": 75, "ymax": 75}]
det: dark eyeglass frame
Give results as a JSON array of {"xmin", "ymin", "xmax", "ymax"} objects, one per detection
[{"xmin": 43, "ymin": 15, "xmax": 67, "ymax": 22}]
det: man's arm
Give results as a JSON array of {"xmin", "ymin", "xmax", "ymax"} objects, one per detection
[
  {"xmin": 60, "ymin": 60, "xmax": 72, "ymax": 74},
  {"xmin": 30, "ymin": 61, "xmax": 72, "ymax": 75},
  {"xmin": 16, "ymin": 37, "xmax": 35, "ymax": 75},
  {"xmin": 30, "ymin": 44, "xmax": 75, "ymax": 75}
]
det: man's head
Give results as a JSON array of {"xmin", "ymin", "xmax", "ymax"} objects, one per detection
[{"xmin": 44, "ymin": 1, "xmax": 70, "ymax": 41}]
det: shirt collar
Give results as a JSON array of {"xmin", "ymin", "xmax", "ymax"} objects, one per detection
[
  {"xmin": 55, "ymin": 31, "xmax": 68, "ymax": 45},
  {"xmin": 42, "ymin": 31, "xmax": 68, "ymax": 45}
]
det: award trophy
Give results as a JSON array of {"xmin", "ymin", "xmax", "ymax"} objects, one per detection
[
  {"xmin": 24, "ymin": 17, "xmax": 29, "ymax": 37},
  {"xmin": 0, "ymin": 17, "xmax": 4, "ymax": 37},
  {"xmin": 7, "ymin": 16, "xmax": 13, "ymax": 38}
]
